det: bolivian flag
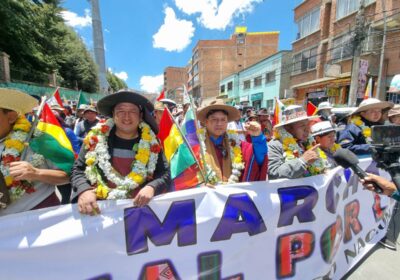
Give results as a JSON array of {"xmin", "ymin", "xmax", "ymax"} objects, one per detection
[
  {"xmin": 157, "ymin": 108, "xmax": 202, "ymax": 190},
  {"xmin": 30, "ymin": 103, "xmax": 75, "ymax": 174}
]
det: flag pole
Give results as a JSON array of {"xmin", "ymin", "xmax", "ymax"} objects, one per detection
[
  {"xmin": 182, "ymin": 84, "xmax": 211, "ymax": 184},
  {"xmin": 165, "ymin": 106, "xmax": 207, "ymax": 185},
  {"xmin": 21, "ymin": 96, "xmax": 47, "ymax": 161},
  {"xmin": 75, "ymin": 90, "xmax": 82, "ymax": 117}
]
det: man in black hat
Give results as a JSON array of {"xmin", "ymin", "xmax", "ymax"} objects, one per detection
[{"xmin": 71, "ymin": 90, "xmax": 171, "ymax": 215}]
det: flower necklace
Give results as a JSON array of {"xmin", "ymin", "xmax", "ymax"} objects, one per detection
[
  {"xmin": 351, "ymin": 116, "xmax": 372, "ymax": 143},
  {"xmin": 316, "ymin": 143, "xmax": 341, "ymax": 169},
  {"xmin": 84, "ymin": 119, "xmax": 161, "ymax": 200},
  {"xmin": 0, "ymin": 116, "xmax": 44, "ymax": 203},
  {"xmin": 274, "ymin": 127, "xmax": 325, "ymax": 176},
  {"xmin": 197, "ymin": 128, "xmax": 244, "ymax": 185}
]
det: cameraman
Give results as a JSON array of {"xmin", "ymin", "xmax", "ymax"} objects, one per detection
[{"xmin": 361, "ymin": 174, "xmax": 400, "ymax": 250}]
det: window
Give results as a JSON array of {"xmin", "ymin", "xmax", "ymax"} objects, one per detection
[
  {"xmin": 266, "ymin": 71, "xmax": 276, "ymax": 83},
  {"xmin": 297, "ymin": 8, "xmax": 320, "ymax": 39},
  {"xmin": 292, "ymin": 46, "xmax": 318, "ymax": 74},
  {"xmin": 237, "ymin": 33, "xmax": 245, "ymax": 44},
  {"xmin": 332, "ymin": 33, "xmax": 353, "ymax": 62},
  {"xmin": 254, "ymin": 76, "xmax": 262, "ymax": 87},
  {"xmin": 220, "ymin": 85, "xmax": 225, "ymax": 93},
  {"xmin": 362, "ymin": 27, "xmax": 382, "ymax": 53},
  {"xmin": 193, "ymin": 63, "xmax": 199, "ymax": 75},
  {"xmin": 244, "ymin": 80, "xmax": 251, "ymax": 90},
  {"xmin": 227, "ymin": 81, "xmax": 233, "ymax": 91},
  {"xmin": 336, "ymin": 0, "xmax": 375, "ymax": 20},
  {"xmin": 266, "ymin": 99, "xmax": 274, "ymax": 111},
  {"xmin": 192, "ymin": 50, "xmax": 199, "ymax": 62},
  {"xmin": 193, "ymin": 74, "xmax": 199, "ymax": 84}
]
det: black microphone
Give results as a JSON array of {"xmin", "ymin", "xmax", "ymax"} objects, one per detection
[{"xmin": 333, "ymin": 149, "xmax": 383, "ymax": 194}]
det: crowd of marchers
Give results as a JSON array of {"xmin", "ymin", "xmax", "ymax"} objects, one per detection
[{"xmin": 0, "ymin": 88, "xmax": 399, "ymax": 249}]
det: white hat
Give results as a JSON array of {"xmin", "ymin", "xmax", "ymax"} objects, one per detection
[
  {"xmin": 311, "ymin": 121, "xmax": 337, "ymax": 137},
  {"xmin": 0, "ymin": 88, "xmax": 38, "ymax": 115},
  {"xmin": 274, "ymin": 105, "xmax": 318, "ymax": 128},
  {"xmin": 353, "ymin": 98, "xmax": 393, "ymax": 114},
  {"xmin": 317, "ymin": 101, "xmax": 333, "ymax": 111}
]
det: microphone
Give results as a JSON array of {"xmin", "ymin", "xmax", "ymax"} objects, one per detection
[{"xmin": 333, "ymin": 149, "xmax": 383, "ymax": 194}]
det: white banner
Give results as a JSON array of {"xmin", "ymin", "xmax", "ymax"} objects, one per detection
[{"xmin": 0, "ymin": 158, "xmax": 395, "ymax": 280}]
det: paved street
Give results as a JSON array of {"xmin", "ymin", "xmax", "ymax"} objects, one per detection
[{"xmin": 345, "ymin": 208, "xmax": 400, "ymax": 280}]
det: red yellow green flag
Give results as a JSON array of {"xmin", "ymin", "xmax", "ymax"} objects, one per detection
[{"xmin": 30, "ymin": 104, "xmax": 75, "ymax": 174}]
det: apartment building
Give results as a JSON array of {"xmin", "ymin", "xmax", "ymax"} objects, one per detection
[
  {"xmin": 163, "ymin": 66, "xmax": 188, "ymax": 103},
  {"xmin": 290, "ymin": 0, "xmax": 400, "ymax": 105},
  {"xmin": 187, "ymin": 27, "xmax": 279, "ymax": 105},
  {"xmin": 219, "ymin": 51, "xmax": 292, "ymax": 111}
]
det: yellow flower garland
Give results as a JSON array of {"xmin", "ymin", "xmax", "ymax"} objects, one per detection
[
  {"xmin": 351, "ymin": 116, "xmax": 372, "ymax": 142},
  {"xmin": 275, "ymin": 127, "xmax": 326, "ymax": 176}
]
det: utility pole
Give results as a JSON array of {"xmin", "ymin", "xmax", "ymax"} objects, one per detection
[
  {"xmin": 348, "ymin": 0, "xmax": 366, "ymax": 106},
  {"xmin": 377, "ymin": 0, "xmax": 387, "ymax": 101},
  {"xmin": 90, "ymin": 0, "xmax": 109, "ymax": 94}
]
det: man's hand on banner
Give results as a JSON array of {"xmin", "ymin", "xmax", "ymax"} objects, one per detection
[
  {"xmin": 134, "ymin": 185, "xmax": 155, "ymax": 207},
  {"xmin": 244, "ymin": 121, "xmax": 261, "ymax": 136},
  {"xmin": 78, "ymin": 189, "xmax": 100, "ymax": 215},
  {"xmin": 301, "ymin": 144, "xmax": 320, "ymax": 165}
]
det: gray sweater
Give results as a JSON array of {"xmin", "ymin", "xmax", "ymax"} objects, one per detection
[{"xmin": 267, "ymin": 139, "xmax": 308, "ymax": 180}]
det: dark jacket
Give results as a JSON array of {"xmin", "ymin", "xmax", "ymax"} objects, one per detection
[
  {"xmin": 70, "ymin": 128, "xmax": 171, "ymax": 202},
  {"xmin": 337, "ymin": 117, "xmax": 379, "ymax": 155}
]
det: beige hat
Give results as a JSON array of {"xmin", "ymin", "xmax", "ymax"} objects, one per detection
[
  {"xmin": 197, "ymin": 99, "xmax": 240, "ymax": 122},
  {"xmin": 274, "ymin": 105, "xmax": 318, "ymax": 128},
  {"xmin": 154, "ymin": 101, "xmax": 165, "ymax": 111},
  {"xmin": 353, "ymin": 98, "xmax": 393, "ymax": 115},
  {"xmin": 0, "ymin": 88, "xmax": 38, "ymax": 115},
  {"xmin": 388, "ymin": 104, "xmax": 400, "ymax": 118}
]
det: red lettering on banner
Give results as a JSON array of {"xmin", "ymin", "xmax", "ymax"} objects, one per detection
[
  {"xmin": 344, "ymin": 200, "xmax": 362, "ymax": 243},
  {"xmin": 276, "ymin": 231, "xmax": 315, "ymax": 278}
]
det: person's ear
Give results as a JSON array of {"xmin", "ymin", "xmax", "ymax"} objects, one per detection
[{"xmin": 7, "ymin": 111, "xmax": 18, "ymax": 124}]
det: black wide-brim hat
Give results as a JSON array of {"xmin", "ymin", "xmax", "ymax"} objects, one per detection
[{"xmin": 97, "ymin": 90, "xmax": 158, "ymax": 133}]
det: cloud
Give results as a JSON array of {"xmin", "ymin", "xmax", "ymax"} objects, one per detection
[
  {"xmin": 61, "ymin": 9, "xmax": 92, "ymax": 28},
  {"xmin": 174, "ymin": 0, "xmax": 262, "ymax": 30},
  {"xmin": 140, "ymin": 74, "xmax": 164, "ymax": 93},
  {"xmin": 115, "ymin": 71, "xmax": 128, "ymax": 81},
  {"xmin": 153, "ymin": 7, "xmax": 195, "ymax": 52}
]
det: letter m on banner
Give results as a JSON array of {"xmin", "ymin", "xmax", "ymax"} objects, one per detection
[{"xmin": 124, "ymin": 199, "xmax": 197, "ymax": 255}]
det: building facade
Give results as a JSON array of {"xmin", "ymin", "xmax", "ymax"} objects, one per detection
[
  {"xmin": 219, "ymin": 51, "xmax": 292, "ymax": 111},
  {"xmin": 290, "ymin": 0, "xmax": 400, "ymax": 106},
  {"xmin": 187, "ymin": 27, "xmax": 279, "ymax": 105},
  {"xmin": 163, "ymin": 66, "xmax": 188, "ymax": 103}
]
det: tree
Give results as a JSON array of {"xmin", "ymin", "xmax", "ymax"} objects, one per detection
[
  {"xmin": 107, "ymin": 70, "xmax": 128, "ymax": 92},
  {"xmin": 0, "ymin": 0, "xmax": 99, "ymax": 92}
]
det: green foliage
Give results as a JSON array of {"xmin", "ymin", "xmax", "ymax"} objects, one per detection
[
  {"xmin": 0, "ymin": 0, "xmax": 99, "ymax": 92},
  {"xmin": 107, "ymin": 70, "xmax": 128, "ymax": 92}
]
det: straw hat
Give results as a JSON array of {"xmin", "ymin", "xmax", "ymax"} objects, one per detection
[
  {"xmin": 0, "ymin": 88, "xmax": 38, "ymax": 115},
  {"xmin": 154, "ymin": 101, "xmax": 165, "ymax": 111},
  {"xmin": 257, "ymin": 108, "xmax": 269, "ymax": 116},
  {"xmin": 388, "ymin": 104, "xmax": 400, "ymax": 118},
  {"xmin": 83, "ymin": 105, "xmax": 98, "ymax": 114},
  {"xmin": 197, "ymin": 99, "xmax": 240, "ymax": 122},
  {"xmin": 274, "ymin": 105, "xmax": 318, "ymax": 128},
  {"xmin": 353, "ymin": 98, "xmax": 393, "ymax": 114},
  {"xmin": 311, "ymin": 121, "xmax": 337, "ymax": 137}
]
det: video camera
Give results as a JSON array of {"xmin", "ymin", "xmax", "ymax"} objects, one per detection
[{"xmin": 371, "ymin": 125, "xmax": 400, "ymax": 190}]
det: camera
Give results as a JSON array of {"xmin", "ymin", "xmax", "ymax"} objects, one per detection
[{"xmin": 371, "ymin": 125, "xmax": 400, "ymax": 190}]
